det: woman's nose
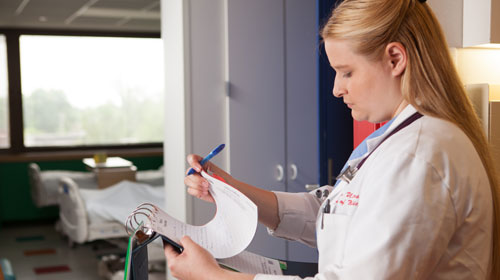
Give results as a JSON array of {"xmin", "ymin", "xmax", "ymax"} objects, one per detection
[
  {"xmin": 332, "ymin": 84, "xmax": 345, "ymax": 98},
  {"xmin": 332, "ymin": 75, "xmax": 346, "ymax": 98}
]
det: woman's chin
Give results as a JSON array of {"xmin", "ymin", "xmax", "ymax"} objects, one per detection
[{"xmin": 351, "ymin": 111, "xmax": 368, "ymax": 123}]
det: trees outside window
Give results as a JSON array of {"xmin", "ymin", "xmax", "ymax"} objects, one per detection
[{"xmin": 19, "ymin": 35, "xmax": 164, "ymax": 147}]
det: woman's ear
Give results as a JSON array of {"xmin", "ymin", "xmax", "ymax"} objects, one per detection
[{"xmin": 385, "ymin": 42, "xmax": 407, "ymax": 77}]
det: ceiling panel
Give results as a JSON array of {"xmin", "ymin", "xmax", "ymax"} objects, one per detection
[
  {"xmin": 150, "ymin": 5, "xmax": 160, "ymax": 12},
  {"xmin": 19, "ymin": 0, "xmax": 89, "ymax": 22},
  {"xmin": 92, "ymin": 0, "xmax": 159, "ymax": 10},
  {"xmin": 122, "ymin": 18, "xmax": 161, "ymax": 30},
  {"xmin": 0, "ymin": 1, "xmax": 24, "ymax": 27},
  {"xmin": 22, "ymin": 0, "xmax": 89, "ymax": 11},
  {"xmin": 0, "ymin": 1, "xmax": 20, "ymax": 11},
  {"xmin": 71, "ymin": 16, "xmax": 123, "ymax": 26},
  {"xmin": 0, "ymin": 0, "xmax": 160, "ymax": 32}
]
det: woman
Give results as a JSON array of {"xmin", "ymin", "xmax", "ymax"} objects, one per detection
[{"xmin": 164, "ymin": 0, "xmax": 500, "ymax": 279}]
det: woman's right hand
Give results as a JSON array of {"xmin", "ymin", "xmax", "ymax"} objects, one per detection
[
  {"xmin": 184, "ymin": 154, "xmax": 228, "ymax": 203},
  {"xmin": 185, "ymin": 154, "xmax": 280, "ymax": 229}
]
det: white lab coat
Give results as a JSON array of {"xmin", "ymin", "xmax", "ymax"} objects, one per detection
[{"xmin": 255, "ymin": 105, "xmax": 493, "ymax": 280}]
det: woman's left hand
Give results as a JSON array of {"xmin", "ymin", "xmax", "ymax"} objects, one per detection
[{"xmin": 164, "ymin": 236, "xmax": 224, "ymax": 280}]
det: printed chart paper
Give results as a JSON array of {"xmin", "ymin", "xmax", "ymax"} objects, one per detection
[
  {"xmin": 218, "ymin": 250, "xmax": 283, "ymax": 275},
  {"xmin": 145, "ymin": 171, "xmax": 258, "ymax": 258}
]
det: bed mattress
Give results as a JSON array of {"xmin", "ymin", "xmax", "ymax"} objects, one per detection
[{"xmin": 80, "ymin": 180, "xmax": 165, "ymax": 225}]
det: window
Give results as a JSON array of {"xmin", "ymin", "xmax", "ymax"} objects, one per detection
[
  {"xmin": 0, "ymin": 35, "xmax": 9, "ymax": 148},
  {"xmin": 19, "ymin": 35, "xmax": 164, "ymax": 147}
]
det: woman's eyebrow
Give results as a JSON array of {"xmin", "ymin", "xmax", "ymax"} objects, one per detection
[{"xmin": 332, "ymin": 64, "xmax": 349, "ymax": 70}]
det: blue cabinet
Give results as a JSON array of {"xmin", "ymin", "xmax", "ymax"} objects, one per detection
[{"xmin": 227, "ymin": 0, "xmax": 319, "ymax": 262}]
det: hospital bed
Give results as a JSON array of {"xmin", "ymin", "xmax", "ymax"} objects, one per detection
[
  {"xmin": 29, "ymin": 162, "xmax": 164, "ymax": 208},
  {"xmin": 135, "ymin": 165, "xmax": 164, "ymax": 186},
  {"xmin": 57, "ymin": 177, "xmax": 165, "ymax": 246},
  {"xmin": 28, "ymin": 162, "xmax": 97, "ymax": 208}
]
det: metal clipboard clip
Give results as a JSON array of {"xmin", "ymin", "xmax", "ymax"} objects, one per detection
[
  {"xmin": 336, "ymin": 165, "xmax": 358, "ymax": 184},
  {"xmin": 125, "ymin": 203, "xmax": 184, "ymax": 253},
  {"xmin": 125, "ymin": 202, "xmax": 156, "ymax": 238}
]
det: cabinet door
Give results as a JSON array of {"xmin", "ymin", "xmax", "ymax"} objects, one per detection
[
  {"xmin": 285, "ymin": 0, "xmax": 319, "ymax": 262},
  {"xmin": 227, "ymin": 0, "xmax": 287, "ymax": 260}
]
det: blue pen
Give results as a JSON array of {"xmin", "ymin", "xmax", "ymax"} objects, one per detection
[{"xmin": 186, "ymin": 144, "xmax": 225, "ymax": 176}]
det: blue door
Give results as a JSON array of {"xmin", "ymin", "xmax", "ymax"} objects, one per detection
[{"xmin": 318, "ymin": 0, "xmax": 353, "ymax": 186}]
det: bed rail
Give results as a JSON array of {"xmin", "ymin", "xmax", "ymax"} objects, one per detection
[{"xmin": 58, "ymin": 177, "xmax": 89, "ymax": 244}]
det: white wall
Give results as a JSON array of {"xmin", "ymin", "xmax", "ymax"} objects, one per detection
[
  {"xmin": 428, "ymin": 0, "xmax": 496, "ymax": 47},
  {"xmin": 162, "ymin": 0, "xmax": 191, "ymax": 224},
  {"xmin": 455, "ymin": 47, "xmax": 500, "ymax": 88},
  {"xmin": 428, "ymin": 0, "xmax": 463, "ymax": 48},
  {"xmin": 161, "ymin": 0, "xmax": 227, "ymax": 225},
  {"xmin": 188, "ymin": 0, "xmax": 227, "ymax": 226},
  {"xmin": 162, "ymin": 1, "xmax": 227, "ymax": 279}
]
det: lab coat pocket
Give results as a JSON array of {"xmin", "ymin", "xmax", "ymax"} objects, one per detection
[{"xmin": 317, "ymin": 213, "xmax": 352, "ymax": 272}]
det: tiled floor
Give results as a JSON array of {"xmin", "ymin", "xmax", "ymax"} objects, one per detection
[{"xmin": 0, "ymin": 222, "xmax": 166, "ymax": 280}]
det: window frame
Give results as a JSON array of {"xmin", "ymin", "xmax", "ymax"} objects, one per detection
[
  {"xmin": 0, "ymin": 33, "xmax": 9, "ymax": 149},
  {"xmin": 0, "ymin": 28, "xmax": 163, "ymax": 157}
]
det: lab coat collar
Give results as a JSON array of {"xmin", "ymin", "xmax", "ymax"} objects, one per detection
[
  {"xmin": 348, "ymin": 104, "xmax": 418, "ymax": 167},
  {"xmin": 383, "ymin": 104, "xmax": 419, "ymax": 133}
]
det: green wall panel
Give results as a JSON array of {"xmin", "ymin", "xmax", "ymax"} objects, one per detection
[{"xmin": 0, "ymin": 162, "xmax": 59, "ymax": 223}]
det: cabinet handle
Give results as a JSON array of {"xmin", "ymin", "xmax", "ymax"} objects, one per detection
[
  {"xmin": 289, "ymin": 163, "xmax": 298, "ymax": 180},
  {"xmin": 275, "ymin": 164, "xmax": 284, "ymax": 182},
  {"xmin": 305, "ymin": 184, "xmax": 320, "ymax": 191}
]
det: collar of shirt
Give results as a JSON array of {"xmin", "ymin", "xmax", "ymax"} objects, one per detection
[{"xmin": 334, "ymin": 105, "xmax": 418, "ymax": 186}]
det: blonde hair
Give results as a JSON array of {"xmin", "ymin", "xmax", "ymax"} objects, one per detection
[{"xmin": 321, "ymin": 0, "xmax": 500, "ymax": 278}]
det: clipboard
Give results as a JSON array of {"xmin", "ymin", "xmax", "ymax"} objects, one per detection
[
  {"xmin": 123, "ymin": 222, "xmax": 317, "ymax": 279},
  {"xmin": 124, "ymin": 222, "xmax": 183, "ymax": 280}
]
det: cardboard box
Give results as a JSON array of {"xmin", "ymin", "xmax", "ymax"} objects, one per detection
[{"xmin": 95, "ymin": 166, "xmax": 137, "ymax": 189}]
